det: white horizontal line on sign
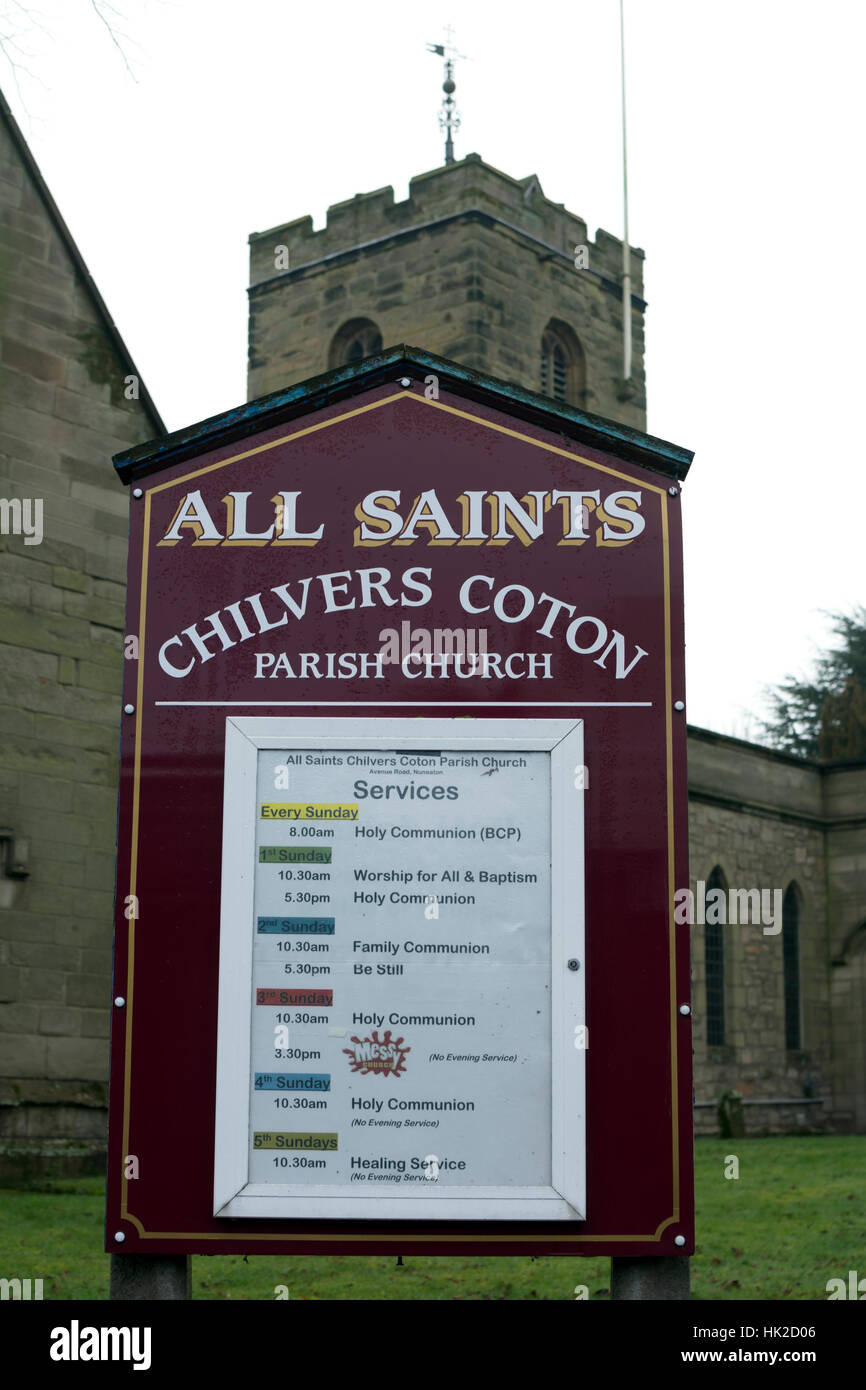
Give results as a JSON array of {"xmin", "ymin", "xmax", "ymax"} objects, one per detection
[{"xmin": 154, "ymin": 701, "xmax": 654, "ymax": 708}]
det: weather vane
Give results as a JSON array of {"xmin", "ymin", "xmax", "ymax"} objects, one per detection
[{"xmin": 427, "ymin": 25, "xmax": 465, "ymax": 165}]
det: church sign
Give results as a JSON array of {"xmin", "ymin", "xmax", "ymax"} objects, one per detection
[{"xmin": 106, "ymin": 347, "xmax": 694, "ymax": 1256}]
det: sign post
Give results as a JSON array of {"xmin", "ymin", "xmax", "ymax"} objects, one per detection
[{"xmin": 107, "ymin": 348, "xmax": 694, "ymax": 1289}]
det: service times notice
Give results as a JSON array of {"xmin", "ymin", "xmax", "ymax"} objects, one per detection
[{"xmin": 248, "ymin": 747, "xmax": 552, "ymax": 1190}]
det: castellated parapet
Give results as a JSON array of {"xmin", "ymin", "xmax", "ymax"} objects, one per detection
[{"xmin": 248, "ymin": 154, "xmax": 647, "ymax": 430}]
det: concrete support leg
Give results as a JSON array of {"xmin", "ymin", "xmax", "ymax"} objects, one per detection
[
  {"xmin": 110, "ymin": 1253, "xmax": 191, "ymax": 1300},
  {"xmin": 610, "ymin": 1256, "xmax": 690, "ymax": 1300}
]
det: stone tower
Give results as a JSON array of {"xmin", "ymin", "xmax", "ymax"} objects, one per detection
[{"xmin": 247, "ymin": 153, "xmax": 646, "ymax": 431}]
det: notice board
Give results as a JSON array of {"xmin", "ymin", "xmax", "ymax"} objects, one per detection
[
  {"xmin": 106, "ymin": 348, "xmax": 694, "ymax": 1256},
  {"xmin": 213, "ymin": 717, "xmax": 584, "ymax": 1222}
]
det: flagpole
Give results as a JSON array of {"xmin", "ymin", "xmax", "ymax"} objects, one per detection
[{"xmin": 620, "ymin": 0, "xmax": 632, "ymax": 382}]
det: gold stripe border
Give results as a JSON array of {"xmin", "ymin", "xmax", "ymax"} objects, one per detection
[{"xmin": 118, "ymin": 391, "xmax": 683, "ymax": 1244}]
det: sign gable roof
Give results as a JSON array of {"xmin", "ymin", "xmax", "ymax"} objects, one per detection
[{"xmin": 113, "ymin": 344, "xmax": 693, "ymax": 486}]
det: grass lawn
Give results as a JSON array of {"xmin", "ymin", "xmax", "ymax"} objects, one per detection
[{"xmin": 0, "ymin": 1137, "xmax": 862, "ymax": 1300}]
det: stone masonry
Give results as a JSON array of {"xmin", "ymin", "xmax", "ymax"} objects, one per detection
[
  {"xmin": 688, "ymin": 730, "xmax": 866, "ymax": 1134},
  {"xmin": 0, "ymin": 93, "xmax": 163, "ymax": 1179}
]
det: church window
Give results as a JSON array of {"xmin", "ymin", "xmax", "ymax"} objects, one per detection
[
  {"xmin": 329, "ymin": 319, "xmax": 383, "ymax": 369},
  {"xmin": 705, "ymin": 865, "xmax": 726, "ymax": 1047},
  {"xmin": 540, "ymin": 320, "xmax": 585, "ymax": 406},
  {"xmin": 783, "ymin": 884, "xmax": 802, "ymax": 1050}
]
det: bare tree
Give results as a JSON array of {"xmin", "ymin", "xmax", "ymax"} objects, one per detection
[
  {"xmin": 0, "ymin": 0, "xmax": 139, "ymax": 104},
  {"xmin": 88, "ymin": 0, "xmax": 137, "ymax": 80}
]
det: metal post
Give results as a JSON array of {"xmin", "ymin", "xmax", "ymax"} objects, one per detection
[
  {"xmin": 610, "ymin": 1256, "xmax": 690, "ymax": 1300},
  {"xmin": 619, "ymin": 0, "xmax": 632, "ymax": 382},
  {"xmin": 110, "ymin": 1253, "xmax": 191, "ymax": 1300}
]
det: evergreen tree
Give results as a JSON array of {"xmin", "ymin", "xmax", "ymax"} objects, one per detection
[{"xmin": 762, "ymin": 608, "xmax": 866, "ymax": 760}]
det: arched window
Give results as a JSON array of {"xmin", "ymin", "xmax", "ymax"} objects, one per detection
[
  {"xmin": 540, "ymin": 320, "xmax": 585, "ymax": 406},
  {"xmin": 328, "ymin": 318, "xmax": 383, "ymax": 370},
  {"xmin": 705, "ymin": 865, "xmax": 727, "ymax": 1047},
  {"xmin": 783, "ymin": 883, "xmax": 802, "ymax": 1050}
]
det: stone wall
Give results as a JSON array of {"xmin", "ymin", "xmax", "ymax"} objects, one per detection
[
  {"xmin": 0, "ymin": 99, "xmax": 162, "ymax": 1179},
  {"xmin": 687, "ymin": 730, "xmax": 834, "ymax": 1135},
  {"xmin": 248, "ymin": 154, "xmax": 647, "ymax": 430}
]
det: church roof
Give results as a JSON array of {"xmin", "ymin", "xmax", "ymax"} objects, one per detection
[{"xmin": 0, "ymin": 86, "xmax": 165, "ymax": 437}]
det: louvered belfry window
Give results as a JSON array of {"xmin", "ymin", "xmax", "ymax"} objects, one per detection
[
  {"xmin": 540, "ymin": 321, "xmax": 585, "ymax": 406},
  {"xmin": 552, "ymin": 344, "xmax": 568, "ymax": 400}
]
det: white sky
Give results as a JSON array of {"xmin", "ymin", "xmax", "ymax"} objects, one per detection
[{"xmin": 2, "ymin": 0, "xmax": 864, "ymax": 739}]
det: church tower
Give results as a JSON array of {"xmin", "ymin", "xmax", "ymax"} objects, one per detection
[{"xmin": 247, "ymin": 153, "xmax": 647, "ymax": 431}]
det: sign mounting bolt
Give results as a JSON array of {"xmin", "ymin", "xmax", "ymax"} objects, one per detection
[
  {"xmin": 124, "ymin": 704, "xmax": 135, "ymax": 715},
  {"xmin": 114, "ymin": 1231, "xmax": 126, "ymax": 1242},
  {"xmin": 668, "ymin": 486, "xmax": 679, "ymax": 496},
  {"xmin": 679, "ymin": 1004, "xmax": 690, "ymax": 1016},
  {"xmin": 674, "ymin": 700, "xmax": 685, "ymax": 712},
  {"xmin": 133, "ymin": 488, "xmax": 143, "ymax": 498},
  {"xmin": 567, "ymin": 959, "xmax": 580, "ymax": 971},
  {"xmin": 674, "ymin": 1234, "xmax": 686, "ymax": 1246},
  {"xmin": 399, "ymin": 377, "xmax": 412, "ymax": 387},
  {"xmin": 114, "ymin": 996, "xmax": 126, "ymax": 1008}
]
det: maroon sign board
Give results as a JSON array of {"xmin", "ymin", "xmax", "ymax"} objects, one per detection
[{"xmin": 106, "ymin": 348, "xmax": 694, "ymax": 1256}]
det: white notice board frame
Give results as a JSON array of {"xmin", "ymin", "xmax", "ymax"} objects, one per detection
[{"xmin": 213, "ymin": 717, "xmax": 585, "ymax": 1222}]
